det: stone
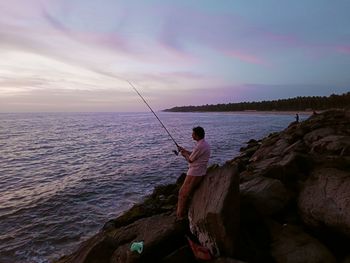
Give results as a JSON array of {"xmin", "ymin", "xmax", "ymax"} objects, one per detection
[
  {"xmin": 110, "ymin": 213, "xmax": 187, "ymax": 263},
  {"xmin": 298, "ymin": 168, "xmax": 350, "ymax": 237},
  {"xmin": 270, "ymin": 222, "xmax": 336, "ymax": 263},
  {"xmin": 310, "ymin": 135, "xmax": 350, "ymax": 155},
  {"xmin": 212, "ymin": 257, "xmax": 247, "ymax": 263},
  {"xmin": 161, "ymin": 245, "xmax": 195, "ymax": 263},
  {"xmin": 188, "ymin": 163, "xmax": 240, "ymax": 258},
  {"xmin": 240, "ymin": 176, "xmax": 291, "ymax": 216},
  {"xmin": 55, "ymin": 232, "xmax": 115, "ymax": 263},
  {"xmin": 304, "ymin": 127, "xmax": 336, "ymax": 145}
]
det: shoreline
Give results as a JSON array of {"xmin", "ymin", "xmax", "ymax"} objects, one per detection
[{"xmin": 163, "ymin": 110, "xmax": 316, "ymax": 115}]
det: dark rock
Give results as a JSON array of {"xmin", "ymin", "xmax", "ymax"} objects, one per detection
[
  {"xmin": 269, "ymin": 222, "xmax": 336, "ymax": 263},
  {"xmin": 342, "ymin": 255, "xmax": 350, "ymax": 263},
  {"xmin": 104, "ymin": 182, "xmax": 181, "ymax": 230},
  {"xmin": 161, "ymin": 245, "xmax": 195, "ymax": 263},
  {"xmin": 298, "ymin": 167, "xmax": 350, "ymax": 237},
  {"xmin": 237, "ymin": 201, "xmax": 273, "ymax": 262},
  {"xmin": 212, "ymin": 257, "xmax": 247, "ymax": 263},
  {"xmin": 240, "ymin": 176, "xmax": 291, "ymax": 216},
  {"xmin": 188, "ymin": 163, "xmax": 240, "ymax": 258},
  {"xmin": 110, "ymin": 213, "xmax": 187, "ymax": 263},
  {"xmin": 310, "ymin": 135, "xmax": 350, "ymax": 155},
  {"xmin": 55, "ymin": 232, "xmax": 117, "ymax": 263}
]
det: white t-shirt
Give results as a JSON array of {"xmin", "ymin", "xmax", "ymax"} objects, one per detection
[{"xmin": 187, "ymin": 139, "xmax": 211, "ymax": 176}]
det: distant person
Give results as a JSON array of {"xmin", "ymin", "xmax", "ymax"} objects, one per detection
[
  {"xmin": 295, "ymin": 113, "xmax": 299, "ymax": 123},
  {"xmin": 176, "ymin": 126, "xmax": 211, "ymax": 219}
]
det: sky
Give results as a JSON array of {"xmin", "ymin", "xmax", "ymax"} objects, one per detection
[{"xmin": 0, "ymin": 0, "xmax": 349, "ymax": 112}]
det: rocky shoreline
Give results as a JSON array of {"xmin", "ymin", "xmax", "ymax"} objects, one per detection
[{"xmin": 56, "ymin": 109, "xmax": 350, "ymax": 263}]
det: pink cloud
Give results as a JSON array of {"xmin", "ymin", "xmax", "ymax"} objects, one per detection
[
  {"xmin": 263, "ymin": 31, "xmax": 300, "ymax": 46},
  {"xmin": 223, "ymin": 50, "xmax": 269, "ymax": 66},
  {"xmin": 42, "ymin": 9, "xmax": 129, "ymax": 51},
  {"xmin": 336, "ymin": 45, "xmax": 350, "ymax": 54},
  {"xmin": 157, "ymin": 41, "xmax": 198, "ymax": 64}
]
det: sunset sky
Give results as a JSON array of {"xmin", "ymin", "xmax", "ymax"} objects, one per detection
[{"xmin": 0, "ymin": 0, "xmax": 349, "ymax": 112}]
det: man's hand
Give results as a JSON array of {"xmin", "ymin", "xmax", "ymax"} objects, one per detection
[
  {"xmin": 177, "ymin": 145, "xmax": 185, "ymax": 153},
  {"xmin": 177, "ymin": 146, "xmax": 191, "ymax": 161}
]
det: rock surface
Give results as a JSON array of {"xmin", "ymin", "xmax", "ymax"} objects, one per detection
[
  {"xmin": 298, "ymin": 168, "xmax": 350, "ymax": 236},
  {"xmin": 188, "ymin": 164, "xmax": 240, "ymax": 257},
  {"xmin": 269, "ymin": 222, "xmax": 336, "ymax": 263},
  {"xmin": 56, "ymin": 109, "xmax": 350, "ymax": 263}
]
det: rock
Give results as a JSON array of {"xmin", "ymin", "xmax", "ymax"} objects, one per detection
[
  {"xmin": 310, "ymin": 135, "xmax": 350, "ymax": 155},
  {"xmin": 55, "ymin": 232, "xmax": 115, "ymax": 263},
  {"xmin": 111, "ymin": 213, "xmax": 188, "ymax": 263},
  {"xmin": 188, "ymin": 163, "xmax": 240, "ymax": 258},
  {"xmin": 237, "ymin": 202, "xmax": 273, "ymax": 262},
  {"xmin": 104, "ymin": 182, "xmax": 182, "ymax": 231},
  {"xmin": 248, "ymin": 156, "xmax": 281, "ymax": 174},
  {"xmin": 161, "ymin": 245, "xmax": 195, "ymax": 263},
  {"xmin": 212, "ymin": 257, "xmax": 247, "ymax": 263},
  {"xmin": 240, "ymin": 176, "xmax": 291, "ymax": 216},
  {"xmin": 239, "ymin": 170, "xmax": 259, "ymax": 183},
  {"xmin": 269, "ymin": 222, "xmax": 336, "ymax": 263},
  {"xmin": 249, "ymin": 136, "xmax": 282, "ymax": 162},
  {"xmin": 247, "ymin": 152, "xmax": 311, "ymax": 184},
  {"xmin": 304, "ymin": 127, "xmax": 336, "ymax": 145},
  {"xmin": 57, "ymin": 213, "xmax": 188, "ymax": 263},
  {"xmin": 342, "ymin": 255, "xmax": 350, "ymax": 263},
  {"xmin": 298, "ymin": 168, "xmax": 350, "ymax": 237}
]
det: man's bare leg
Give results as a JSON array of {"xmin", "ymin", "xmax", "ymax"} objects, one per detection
[{"xmin": 177, "ymin": 175, "xmax": 203, "ymax": 219}]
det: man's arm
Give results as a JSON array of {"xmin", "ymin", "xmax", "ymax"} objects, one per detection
[{"xmin": 178, "ymin": 146, "xmax": 192, "ymax": 163}]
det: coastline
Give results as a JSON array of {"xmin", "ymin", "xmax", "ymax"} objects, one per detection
[{"xmin": 163, "ymin": 110, "xmax": 316, "ymax": 115}]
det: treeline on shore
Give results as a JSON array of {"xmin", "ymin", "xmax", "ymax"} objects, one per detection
[{"xmin": 164, "ymin": 92, "xmax": 350, "ymax": 112}]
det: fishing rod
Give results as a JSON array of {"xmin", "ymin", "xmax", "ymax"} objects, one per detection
[{"xmin": 126, "ymin": 80, "xmax": 180, "ymax": 155}]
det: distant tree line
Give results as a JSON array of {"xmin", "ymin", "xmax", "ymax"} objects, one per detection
[{"xmin": 164, "ymin": 92, "xmax": 350, "ymax": 112}]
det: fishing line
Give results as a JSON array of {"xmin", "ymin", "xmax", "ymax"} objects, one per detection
[
  {"xmin": 125, "ymin": 80, "xmax": 180, "ymax": 155},
  {"xmin": 66, "ymin": 65, "xmax": 180, "ymax": 155}
]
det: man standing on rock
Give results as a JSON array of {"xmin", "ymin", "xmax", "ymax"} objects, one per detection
[{"xmin": 177, "ymin": 126, "xmax": 211, "ymax": 219}]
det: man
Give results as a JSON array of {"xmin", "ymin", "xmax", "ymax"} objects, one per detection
[
  {"xmin": 177, "ymin": 126, "xmax": 211, "ymax": 219},
  {"xmin": 295, "ymin": 113, "xmax": 299, "ymax": 123}
]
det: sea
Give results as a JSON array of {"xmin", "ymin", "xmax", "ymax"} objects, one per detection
[{"xmin": 0, "ymin": 111, "xmax": 309, "ymax": 263}]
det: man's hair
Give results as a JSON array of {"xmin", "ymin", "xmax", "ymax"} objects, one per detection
[{"xmin": 193, "ymin": 126, "xmax": 205, "ymax": 139}]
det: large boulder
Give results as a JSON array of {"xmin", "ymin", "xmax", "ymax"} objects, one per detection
[
  {"xmin": 111, "ymin": 213, "xmax": 186, "ymax": 263},
  {"xmin": 240, "ymin": 176, "xmax": 291, "ymax": 216},
  {"xmin": 269, "ymin": 222, "xmax": 336, "ymax": 263},
  {"xmin": 188, "ymin": 163, "xmax": 240, "ymax": 258},
  {"xmin": 298, "ymin": 168, "xmax": 350, "ymax": 237},
  {"xmin": 57, "ymin": 213, "xmax": 188, "ymax": 263},
  {"xmin": 309, "ymin": 135, "xmax": 350, "ymax": 155}
]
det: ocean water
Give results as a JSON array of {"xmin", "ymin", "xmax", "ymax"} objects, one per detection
[{"xmin": 0, "ymin": 112, "xmax": 308, "ymax": 262}]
